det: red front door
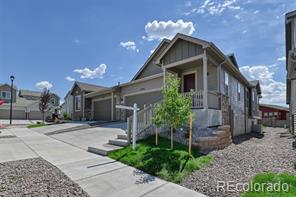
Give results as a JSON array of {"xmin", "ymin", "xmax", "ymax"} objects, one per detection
[{"xmin": 183, "ymin": 73, "xmax": 195, "ymax": 92}]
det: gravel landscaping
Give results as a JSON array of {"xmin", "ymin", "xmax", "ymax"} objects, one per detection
[
  {"xmin": 0, "ymin": 158, "xmax": 89, "ymax": 196},
  {"xmin": 181, "ymin": 127, "xmax": 296, "ymax": 197}
]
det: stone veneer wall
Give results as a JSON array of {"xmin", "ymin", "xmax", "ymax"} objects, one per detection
[
  {"xmin": 194, "ymin": 125, "xmax": 232, "ymax": 153},
  {"xmin": 221, "ymin": 95, "xmax": 230, "ymax": 125}
]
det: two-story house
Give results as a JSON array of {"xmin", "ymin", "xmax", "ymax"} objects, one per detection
[
  {"xmin": 0, "ymin": 84, "xmax": 60, "ymax": 120},
  {"xmin": 285, "ymin": 10, "xmax": 296, "ymax": 134}
]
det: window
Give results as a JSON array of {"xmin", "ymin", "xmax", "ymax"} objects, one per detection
[
  {"xmin": 50, "ymin": 98, "xmax": 55, "ymax": 105},
  {"xmin": 225, "ymin": 72, "xmax": 229, "ymax": 95},
  {"xmin": 237, "ymin": 83, "xmax": 241, "ymax": 101},
  {"xmin": 269, "ymin": 112, "xmax": 273, "ymax": 117},
  {"xmin": 274, "ymin": 112, "xmax": 278, "ymax": 118},
  {"xmin": 75, "ymin": 95, "xmax": 81, "ymax": 111},
  {"xmin": 0, "ymin": 91, "xmax": 11, "ymax": 99},
  {"xmin": 264, "ymin": 112, "xmax": 268, "ymax": 118}
]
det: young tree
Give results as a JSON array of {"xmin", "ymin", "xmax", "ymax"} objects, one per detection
[
  {"xmin": 153, "ymin": 73, "xmax": 192, "ymax": 149},
  {"xmin": 39, "ymin": 88, "xmax": 51, "ymax": 122}
]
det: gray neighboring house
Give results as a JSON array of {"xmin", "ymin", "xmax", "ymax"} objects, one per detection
[
  {"xmin": 69, "ymin": 81, "xmax": 108, "ymax": 121},
  {"xmin": 73, "ymin": 33, "xmax": 262, "ymax": 137},
  {"xmin": 285, "ymin": 10, "xmax": 296, "ymax": 134},
  {"xmin": 0, "ymin": 84, "xmax": 60, "ymax": 120},
  {"xmin": 61, "ymin": 91, "xmax": 73, "ymax": 119}
]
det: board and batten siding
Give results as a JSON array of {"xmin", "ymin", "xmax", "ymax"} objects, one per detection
[
  {"xmin": 136, "ymin": 42, "xmax": 169, "ymax": 79},
  {"xmin": 162, "ymin": 39, "xmax": 203, "ymax": 65}
]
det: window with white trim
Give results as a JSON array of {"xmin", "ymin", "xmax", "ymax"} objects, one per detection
[
  {"xmin": 75, "ymin": 95, "xmax": 81, "ymax": 111},
  {"xmin": 225, "ymin": 72, "xmax": 229, "ymax": 96},
  {"xmin": 0, "ymin": 91, "xmax": 11, "ymax": 99}
]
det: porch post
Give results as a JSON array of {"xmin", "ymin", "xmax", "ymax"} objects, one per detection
[
  {"xmin": 111, "ymin": 92, "xmax": 114, "ymax": 121},
  {"xmin": 163, "ymin": 66, "xmax": 166, "ymax": 89},
  {"xmin": 91, "ymin": 100, "xmax": 94, "ymax": 120},
  {"xmin": 203, "ymin": 51, "xmax": 208, "ymax": 109}
]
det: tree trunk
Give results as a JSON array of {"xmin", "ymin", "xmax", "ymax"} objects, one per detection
[{"xmin": 171, "ymin": 127, "xmax": 173, "ymax": 149}]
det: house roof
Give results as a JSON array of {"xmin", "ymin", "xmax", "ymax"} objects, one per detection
[
  {"xmin": 0, "ymin": 83, "xmax": 17, "ymax": 90},
  {"xmin": 19, "ymin": 89, "xmax": 60, "ymax": 99},
  {"xmin": 69, "ymin": 81, "xmax": 108, "ymax": 96},
  {"xmin": 260, "ymin": 104, "xmax": 289, "ymax": 112},
  {"xmin": 132, "ymin": 39, "xmax": 170, "ymax": 80},
  {"xmin": 249, "ymin": 80, "xmax": 262, "ymax": 95},
  {"xmin": 227, "ymin": 54, "xmax": 239, "ymax": 69}
]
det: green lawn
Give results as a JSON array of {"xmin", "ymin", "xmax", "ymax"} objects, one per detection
[
  {"xmin": 242, "ymin": 172, "xmax": 296, "ymax": 197},
  {"xmin": 27, "ymin": 123, "xmax": 47, "ymax": 128},
  {"xmin": 108, "ymin": 135, "xmax": 212, "ymax": 183}
]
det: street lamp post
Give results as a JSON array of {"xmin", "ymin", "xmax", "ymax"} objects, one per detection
[{"xmin": 9, "ymin": 75, "xmax": 14, "ymax": 125}]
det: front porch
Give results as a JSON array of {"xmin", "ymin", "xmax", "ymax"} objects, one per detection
[{"xmin": 162, "ymin": 51, "xmax": 223, "ymax": 128}]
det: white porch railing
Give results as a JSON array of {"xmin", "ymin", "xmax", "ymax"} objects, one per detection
[
  {"xmin": 182, "ymin": 90, "xmax": 204, "ymax": 108},
  {"xmin": 127, "ymin": 104, "xmax": 154, "ymax": 139}
]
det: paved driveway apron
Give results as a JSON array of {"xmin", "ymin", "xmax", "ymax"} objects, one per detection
[{"xmin": 7, "ymin": 127, "xmax": 205, "ymax": 197}]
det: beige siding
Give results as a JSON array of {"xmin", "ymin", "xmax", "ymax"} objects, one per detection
[
  {"xmin": 162, "ymin": 39, "xmax": 203, "ymax": 65},
  {"xmin": 121, "ymin": 76, "xmax": 163, "ymax": 96},
  {"xmin": 125, "ymin": 91, "xmax": 163, "ymax": 118}
]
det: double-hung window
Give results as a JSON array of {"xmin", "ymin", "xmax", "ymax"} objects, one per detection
[
  {"xmin": 75, "ymin": 95, "xmax": 81, "ymax": 111},
  {"xmin": 0, "ymin": 91, "xmax": 11, "ymax": 99}
]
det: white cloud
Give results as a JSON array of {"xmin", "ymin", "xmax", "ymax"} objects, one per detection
[
  {"xmin": 35, "ymin": 81, "xmax": 53, "ymax": 90},
  {"xmin": 189, "ymin": 0, "xmax": 241, "ymax": 16},
  {"xmin": 185, "ymin": 1, "xmax": 192, "ymax": 7},
  {"xmin": 277, "ymin": 56, "xmax": 286, "ymax": 61},
  {"xmin": 143, "ymin": 20, "xmax": 195, "ymax": 41},
  {"xmin": 240, "ymin": 65, "xmax": 286, "ymax": 105},
  {"xmin": 120, "ymin": 41, "xmax": 139, "ymax": 52},
  {"xmin": 66, "ymin": 76, "xmax": 75, "ymax": 81},
  {"xmin": 74, "ymin": 39, "xmax": 80, "ymax": 45},
  {"xmin": 74, "ymin": 64, "xmax": 107, "ymax": 79}
]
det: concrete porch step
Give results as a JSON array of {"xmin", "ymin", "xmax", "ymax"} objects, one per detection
[
  {"xmin": 108, "ymin": 139, "xmax": 129, "ymax": 147},
  {"xmin": 88, "ymin": 143, "xmax": 123, "ymax": 156},
  {"xmin": 117, "ymin": 134, "xmax": 128, "ymax": 140}
]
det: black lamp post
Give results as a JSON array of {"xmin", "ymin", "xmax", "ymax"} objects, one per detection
[{"xmin": 9, "ymin": 75, "xmax": 14, "ymax": 125}]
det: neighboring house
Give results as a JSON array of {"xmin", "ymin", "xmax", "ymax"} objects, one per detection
[
  {"xmin": 260, "ymin": 104, "xmax": 289, "ymax": 128},
  {"xmin": 61, "ymin": 91, "xmax": 73, "ymax": 119},
  {"xmin": 0, "ymin": 85, "xmax": 60, "ymax": 120},
  {"xmin": 74, "ymin": 33, "xmax": 262, "ymax": 137},
  {"xmin": 69, "ymin": 81, "xmax": 108, "ymax": 121},
  {"xmin": 0, "ymin": 83, "xmax": 17, "ymax": 103},
  {"xmin": 285, "ymin": 10, "xmax": 296, "ymax": 134}
]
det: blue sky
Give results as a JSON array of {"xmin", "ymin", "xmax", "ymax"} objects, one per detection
[{"xmin": 0, "ymin": 0, "xmax": 295, "ymax": 105}]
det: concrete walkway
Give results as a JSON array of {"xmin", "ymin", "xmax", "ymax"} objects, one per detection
[{"xmin": 3, "ymin": 127, "xmax": 206, "ymax": 197}]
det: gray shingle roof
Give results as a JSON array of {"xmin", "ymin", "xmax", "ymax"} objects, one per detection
[
  {"xmin": 0, "ymin": 83, "xmax": 17, "ymax": 89},
  {"xmin": 19, "ymin": 89, "xmax": 41, "ymax": 97},
  {"xmin": 75, "ymin": 81, "xmax": 108, "ymax": 92}
]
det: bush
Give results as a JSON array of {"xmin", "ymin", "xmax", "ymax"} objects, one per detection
[{"xmin": 54, "ymin": 117, "xmax": 60, "ymax": 124}]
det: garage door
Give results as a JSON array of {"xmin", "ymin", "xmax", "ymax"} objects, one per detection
[
  {"xmin": 94, "ymin": 99, "xmax": 112, "ymax": 121},
  {"xmin": 28, "ymin": 111, "xmax": 43, "ymax": 120},
  {"xmin": 0, "ymin": 109, "xmax": 26, "ymax": 120},
  {"xmin": 125, "ymin": 91, "xmax": 163, "ymax": 117}
]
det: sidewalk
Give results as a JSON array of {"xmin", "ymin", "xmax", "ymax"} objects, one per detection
[{"xmin": 8, "ymin": 128, "xmax": 206, "ymax": 197}]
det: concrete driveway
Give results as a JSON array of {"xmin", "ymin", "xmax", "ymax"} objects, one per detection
[
  {"xmin": 0, "ymin": 125, "xmax": 205, "ymax": 197},
  {"xmin": 50, "ymin": 122, "xmax": 127, "ymax": 150}
]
